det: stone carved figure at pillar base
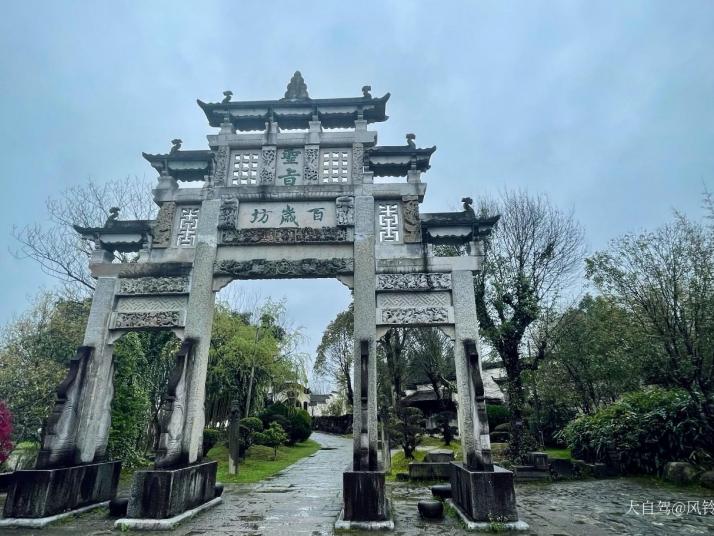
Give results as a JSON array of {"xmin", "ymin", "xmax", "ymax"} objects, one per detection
[
  {"xmin": 36, "ymin": 346, "xmax": 93, "ymax": 469},
  {"xmin": 464, "ymin": 339, "xmax": 493, "ymax": 471},
  {"xmin": 155, "ymin": 339, "xmax": 192, "ymax": 468}
]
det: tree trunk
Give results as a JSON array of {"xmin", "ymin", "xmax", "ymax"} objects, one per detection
[{"xmin": 504, "ymin": 357, "xmax": 530, "ymax": 462}]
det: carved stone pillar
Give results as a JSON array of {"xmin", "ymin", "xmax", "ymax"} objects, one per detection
[
  {"xmin": 180, "ymin": 198, "xmax": 220, "ymax": 463},
  {"xmin": 450, "ymin": 269, "xmax": 481, "ymax": 467},
  {"xmin": 352, "ymin": 196, "xmax": 378, "ymax": 471},
  {"xmin": 74, "ymin": 276, "xmax": 118, "ymax": 464}
]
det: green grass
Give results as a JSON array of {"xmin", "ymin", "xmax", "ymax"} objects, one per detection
[
  {"xmin": 386, "ymin": 436, "xmax": 461, "ymax": 481},
  {"xmin": 545, "ymin": 447, "xmax": 572, "ymax": 460},
  {"xmin": 207, "ymin": 439, "xmax": 320, "ymax": 484}
]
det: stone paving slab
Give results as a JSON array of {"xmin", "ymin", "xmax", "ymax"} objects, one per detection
[{"xmin": 1, "ymin": 433, "xmax": 713, "ymax": 535}]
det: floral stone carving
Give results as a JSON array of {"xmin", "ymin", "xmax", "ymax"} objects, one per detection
[
  {"xmin": 304, "ymin": 145, "xmax": 320, "ymax": 184},
  {"xmin": 152, "ymin": 202, "xmax": 176, "ymax": 248},
  {"xmin": 117, "ymin": 277, "xmax": 189, "ymax": 295},
  {"xmin": 376, "ymin": 273, "xmax": 452, "ymax": 291},
  {"xmin": 402, "ymin": 196, "xmax": 422, "ymax": 243},
  {"xmin": 336, "ymin": 196, "xmax": 355, "ymax": 226},
  {"xmin": 259, "ymin": 147, "xmax": 276, "ymax": 185},
  {"xmin": 381, "ymin": 307, "xmax": 449, "ymax": 324},
  {"xmin": 113, "ymin": 311, "xmax": 183, "ymax": 329},
  {"xmin": 215, "ymin": 257, "xmax": 354, "ymax": 279},
  {"xmin": 222, "ymin": 227, "xmax": 348, "ymax": 244},
  {"xmin": 218, "ymin": 196, "xmax": 239, "ymax": 230},
  {"xmin": 212, "ymin": 146, "xmax": 229, "ymax": 186}
]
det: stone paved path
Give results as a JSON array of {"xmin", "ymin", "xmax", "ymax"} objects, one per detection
[{"xmin": 2, "ymin": 433, "xmax": 713, "ymax": 535}]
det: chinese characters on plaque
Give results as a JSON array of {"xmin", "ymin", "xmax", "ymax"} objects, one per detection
[
  {"xmin": 277, "ymin": 148, "xmax": 303, "ymax": 186},
  {"xmin": 238, "ymin": 201, "xmax": 336, "ymax": 229}
]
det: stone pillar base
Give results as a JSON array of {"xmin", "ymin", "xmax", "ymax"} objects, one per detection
[
  {"xmin": 342, "ymin": 465, "xmax": 389, "ymax": 522},
  {"xmin": 450, "ymin": 462, "xmax": 519, "ymax": 523},
  {"xmin": 127, "ymin": 460, "xmax": 218, "ymax": 519},
  {"xmin": 2, "ymin": 460, "xmax": 120, "ymax": 519}
]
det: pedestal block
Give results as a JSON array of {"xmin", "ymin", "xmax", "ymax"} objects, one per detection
[
  {"xmin": 342, "ymin": 466, "xmax": 387, "ymax": 522},
  {"xmin": 3, "ymin": 460, "xmax": 120, "ymax": 518},
  {"xmin": 127, "ymin": 460, "xmax": 217, "ymax": 519},
  {"xmin": 450, "ymin": 462, "xmax": 518, "ymax": 522}
]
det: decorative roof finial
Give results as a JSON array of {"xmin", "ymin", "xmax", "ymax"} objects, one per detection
[
  {"xmin": 283, "ymin": 71, "xmax": 310, "ymax": 100},
  {"xmin": 462, "ymin": 197, "xmax": 475, "ymax": 217},
  {"xmin": 362, "ymin": 85, "xmax": 372, "ymax": 99},
  {"xmin": 406, "ymin": 133, "xmax": 416, "ymax": 148},
  {"xmin": 222, "ymin": 90, "xmax": 233, "ymax": 103},
  {"xmin": 105, "ymin": 207, "xmax": 120, "ymax": 227},
  {"xmin": 170, "ymin": 139, "xmax": 182, "ymax": 154}
]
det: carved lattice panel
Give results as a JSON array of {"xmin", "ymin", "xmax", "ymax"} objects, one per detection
[
  {"xmin": 320, "ymin": 149, "xmax": 351, "ymax": 183},
  {"xmin": 176, "ymin": 207, "xmax": 200, "ymax": 247},
  {"xmin": 376, "ymin": 292, "xmax": 451, "ymax": 308},
  {"xmin": 115, "ymin": 296, "xmax": 188, "ymax": 313},
  {"xmin": 378, "ymin": 203, "xmax": 400, "ymax": 242},
  {"xmin": 232, "ymin": 151, "xmax": 260, "ymax": 185}
]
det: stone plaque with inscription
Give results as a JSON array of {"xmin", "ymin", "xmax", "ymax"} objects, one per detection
[{"xmin": 237, "ymin": 201, "xmax": 336, "ymax": 229}]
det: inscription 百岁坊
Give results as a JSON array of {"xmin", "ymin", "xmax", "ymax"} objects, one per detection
[{"xmin": 237, "ymin": 201, "xmax": 336, "ymax": 229}]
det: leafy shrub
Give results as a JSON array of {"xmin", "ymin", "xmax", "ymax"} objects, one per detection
[
  {"xmin": 239, "ymin": 417, "xmax": 263, "ymax": 457},
  {"xmin": 255, "ymin": 421, "xmax": 288, "ymax": 460},
  {"xmin": 259, "ymin": 403, "xmax": 312, "ymax": 445},
  {"xmin": 486, "ymin": 404, "xmax": 510, "ymax": 430},
  {"xmin": 0, "ymin": 401, "xmax": 13, "ymax": 467},
  {"xmin": 388, "ymin": 406, "xmax": 425, "ymax": 459},
  {"xmin": 202, "ymin": 428, "xmax": 222, "ymax": 454},
  {"xmin": 560, "ymin": 387, "xmax": 709, "ymax": 474}
]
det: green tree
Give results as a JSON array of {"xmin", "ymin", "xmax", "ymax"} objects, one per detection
[
  {"xmin": 314, "ymin": 305, "xmax": 354, "ymax": 407},
  {"xmin": 0, "ymin": 292, "xmax": 88, "ymax": 442},
  {"xmin": 474, "ymin": 190, "xmax": 585, "ymax": 461},
  {"xmin": 586, "ymin": 213, "xmax": 714, "ymax": 447},
  {"xmin": 107, "ymin": 332, "xmax": 151, "ymax": 468},
  {"xmin": 388, "ymin": 406, "xmax": 425, "ymax": 459},
  {"xmin": 255, "ymin": 421, "xmax": 288, "ymax": 460}
]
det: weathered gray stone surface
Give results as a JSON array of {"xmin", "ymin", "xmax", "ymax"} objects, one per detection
[
  {"xmin": 4, "ymin": 434, "xmax": 714, "ymax": 535},
  {"xmin": 663, "ymin": 462, "xmax": 699, "ymax": 485},
  {"xmin": 409, "ymin": 461, "xmax": 452, "ymax": 480}
]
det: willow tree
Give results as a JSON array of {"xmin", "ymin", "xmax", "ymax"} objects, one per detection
[
  {"xmin": 314, "ymin": 305, "xmax": 354, "ymax": 407},
  {"xmin": 474, "ymin": 190, "xmax": 584, "ymax": 461}
]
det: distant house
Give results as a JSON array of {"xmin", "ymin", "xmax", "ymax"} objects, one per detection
[
  {"xmin": 401, "ymin": 361, "xmax": 506, "ymax": 432},
  {"xmin": 271, "ymin": 381, "xmax": 311, "ymax": 412},
  {"xmin": 308, "ymin": 390, "xmax": 346, "ymax": 417}
]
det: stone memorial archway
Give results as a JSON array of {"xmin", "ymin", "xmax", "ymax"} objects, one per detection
[{"xmin": 2, "ymin": 72, "xmax": 522, "ymax": 530}]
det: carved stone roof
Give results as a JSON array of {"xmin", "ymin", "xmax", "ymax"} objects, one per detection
[
  {"xmin": 74, "ymin": 220, "xmax": 154, "ymax": 253},
  {"xmin": 197, "ymin": 94, "xmax": 390, "ymax": 131},
  {"xmin": 420, "ymin": 212, "xmax": 499, "ymax": 245},
  {"xmin": 142, "ymin": 150, "xmax": 212, "ymax": 181},
  {"xmin": 366, "ymin": 145, "xmax": 437, "ymax": 177}
]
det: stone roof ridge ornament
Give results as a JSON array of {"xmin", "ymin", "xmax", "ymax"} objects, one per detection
[
  {"xmin": 282, "ymin": 71, "xmax": 310, "ymax": 101},
  {"xmin": 105, "ymin": 207, "xmax": 120, "ymax": 227},
  {"xmin": 170, "ymin": 138, "xmax": 182, "ymax": 154},
  {"xmin": 362, "ymin": 85, "xmax": 372, "ymax": 99},
  {"xmin": 406, "ymin": 133, "xmax": 416, "ymax": 148},
  {"xmin": 462, "ymin": 197, "xmax": 476, "ymax": 218},
  {"xmin": 222, "ymin": 90, "xmax": 233, "ymax": 103}
]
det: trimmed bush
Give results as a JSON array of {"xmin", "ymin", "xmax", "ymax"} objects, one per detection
[
  {"xmin": 486, "ymin": 404, "xmax": 510, "ymax": 430},
  {"xmin": 560, "ymin": 387, "xmax": 710, "ymax": 475},
  {"xmin": 259, "ymin": 403, "xmax": 312, "ymax": 445},
  {"xmin": 202, "ymin": 428, "xmax": 222, "ymax": 454}
]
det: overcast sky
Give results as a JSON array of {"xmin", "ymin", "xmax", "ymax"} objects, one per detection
[{"xmin": 1, "ymin": 1, "xmax": 712, "ymax": 379}]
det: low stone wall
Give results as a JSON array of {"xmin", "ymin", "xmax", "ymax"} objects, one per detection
[{"xmin": 312, "ymin": 415, "xmax": 352, "ymax": 435}]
